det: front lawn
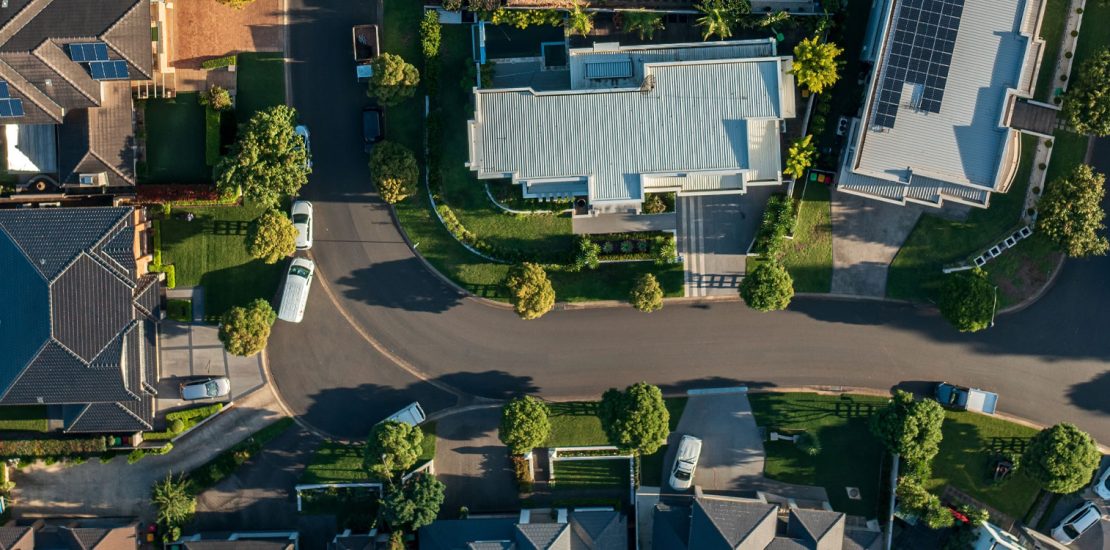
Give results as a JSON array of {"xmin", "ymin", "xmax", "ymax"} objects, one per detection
[
  {"xmin": 236, "ymin": 52, "xmax": 286, "ymax": 122},
  {"xmin": 158, "ymin": 203, "xmax": 285, "ymax": 320},
  {"xmin": 552, "ymin": 459, "xmax": 630, "ymax": 489},
  {"xmin": 1034, "ymin": 0, "xmax": 1069, "ymax": 100},
  {"xmin": 987, "ymin": 234, "xmax": 1062, "ymax": 308},
  {"xmin": 0, "ymin": 406, "xmax": 48, "ymax": 432},
  {"xmin": 301, "ymin": 423, "xmax": 437, "ymax": 485},
  {"xmin": 781, "ymin": 181, "xmax": 833, "ymax": 293},
  {"xmin": 1073, "ymin": 0, "xmax": 1110, "ymax": 70},
  {"xmin": 544, "ymin": 398, "xmax": 687, "ymax": 449},
  {"xmin": 143, "ymin": 93, "xmax": 209, "ymax": 184},
  {"xmin": 166, "ymin": 298, "xmax": 192, "ymax": 322}
]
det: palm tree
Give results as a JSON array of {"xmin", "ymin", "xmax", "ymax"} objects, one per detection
[{"xmin": 696, "ymin": 1, "xmax": 733, "ymax": 40}]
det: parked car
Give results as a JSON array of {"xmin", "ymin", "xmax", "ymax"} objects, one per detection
[
  {"xmin": 363, "ymin": 107, "xmax": 383, "ymax": 152},
  {"xmin": 352, "ymin": 24, "xmax": 379, "ymax": 81},
  {"xmin": 934, "ymin": 382, "xmax": 998, "ymax": 414},
  {"xmin": 383, "ymin": 402, "xmax": 426, "ymax": 427},
  {"xmin": 669, "ymin": 435, "xmax": 703, "ymax": 490},
  {"xmin": 291, "ymin": 200, "xmax": 313, "ymax": 250},
  {"xmin": 278, "ymin": 257, "xmax": 315, "ymax": 323},
  {"xmin": 1095, "ymin": 466, "xmax": 1110, "ymax": 500},
  {"xmin": 180, "ymin": 377, "xmax": 231, "ymax": 401},
  {"xmin": 1050, "ymin": 501, "xmax": 1101, "ymax": 545},
  {"xmin": 295, "ymin": 125, "xmax": 313, "ymax": 171}
]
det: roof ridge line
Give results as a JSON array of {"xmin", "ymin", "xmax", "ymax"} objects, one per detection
[
  {"xmin": 32, "ymin": 40, "xmax": 101, "ymax": 105},
  {"xmin": 0, "ymin": 0, "xmax": 52, "ymax": 50},
  {"xmin": 62, "ymin": 403, "xmax": 92, "ymax": 433},
  {"xmin": 0, "ymin": 339, "xmax": 51, "ymax": 402},
  {"xmin": 86, "ymin": 147, "xmax": 137, "ymax": 185},
  {"xmin": 100, "ymin": 1, "xmax": 149, "ymax": 79},
  {"xmin": 0, "ymin": 221, "xmax": 50, "ymax": 284},
  {"xmin": 0, "ymin": 55, "xmax": 63, "ymax": 121},
  {"xmin": 114, "ymin": 400, "xmax": 151, "ymax": 430}
]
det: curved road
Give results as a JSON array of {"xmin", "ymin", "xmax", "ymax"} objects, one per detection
[{"xmin": 272, "ymin": 1, "xmax": 1110, "ymax": 441}]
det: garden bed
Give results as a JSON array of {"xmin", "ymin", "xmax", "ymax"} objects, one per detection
[
  {"xmin": 144, "ymin": 403, "xmax": 224, "ymax": 441},
  {"xmin": 0, "ymin": 406, "xmax": 49, "ymax": 433},
  {"xmin": 588, "ymin": 231, "xmax": 672, "ymax": 262},
  {"xmin": 166, "ymin": 299, "xmax": 193, "ymax": 322}
]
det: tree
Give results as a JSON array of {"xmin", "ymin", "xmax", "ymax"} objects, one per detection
[
  {"xmin": 895, "ymin": 476, "xmax": 954, "ymax": 529},
  {"xmin": 643, "ymin": 193, "xmax": 667, "ymax": 214},
  {"xmin": 566, "ymin": 2, "xmax": 595, "ymax": 37},
  {"xmin": 368, "ymin": 53, "xmax": 420, "ymax": 107},
  {"xmin": 216, "ymin": 0, "xmax": 255, "ymax": 8},
  {"xmin": 574, "ymin": 235, "xmax": 600, "ymax": 271},
  {"xmin": 599, "ymin": 382, "xmax": 669, "ymax": 455},
  {"xmin": 506, "ymin": 263, "xmax": 555, "ymax": 320},
  {"xmin": 655, "ymin": 238, "xmax": 677, "ymax": 265},
  {"xmin": 200, "ymin": 85, "xmax": 233, "ymax": 111},
  {"xmin": 695, "ymin": 0, "xmax": 750, "ymax": 40},
  {"xmin": 369, "ymin": 141, "xmax": 419, "ymax": 204},
  {"xmin": 1023, "ymin": 423, "xmax": 1101, "ymax": 494},
  {"xmin": 420, "ymin": 9, "xmax": 441, "ymax": 59},
  {"xmin": 784, "ymin": 135, "xmax": 816, "ymax": 180},
  {"xmin": 739, "ymin": 261, "xmax": 794, "ymax": 312},
  {"xmin": 1037, "ymin": 164, "xmax": 1109, "ymax": 258},
  {"xmin": 381, "ymin": 473, "xmax": 445, "ymax": 531},
  {"xmin": 364, "ymin": 420, "xmax": 424, "ymax": 483},
  {"xmin": 216, "ymin": 105, "xmax": 308, "ymax": 208},
  {"xmin": 630, "ymin": 273, "xmax": 664, "ymax": 313},
  {"xmin": 248, "ymin": 210, "xmax": 298, "ymax": 264},
  {"xmin": 442, "ymin": 0, "xmax": 463, "ymax": 10},
  {"xmin": 937, "ymin": 268, "xmax": 995, "ymax": 332},
  {"xmin": 1062, "ymin": 48, "xmax": 1110, "ymax": 136},
  {"xmin": 792, "ymin": 36, "xmax": 843, "ymax": 94},
  {"xmin": 151, "ymin": 474, "xmax": 196, "ymax": 529},
  {"xmin": 870, "ymin": 390, "xmax": 945, "ymax": 469},
  {"xmin": 622, "ymin": 10, "xmax": 665, "ymax": 40},
  {"xmin": 499, "ymin": 396, "xmax": 551, "ymax": 455},
  {"xmin": 218, "ymin": 298, "xmax": 276, "ymax": 356}
]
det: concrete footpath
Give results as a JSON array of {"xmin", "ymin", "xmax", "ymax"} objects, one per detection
[{"xmin": 11, "ymin": 385, "xmax": 287, "ymax": 520}]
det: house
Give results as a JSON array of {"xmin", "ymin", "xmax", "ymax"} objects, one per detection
[
  {"xmin": 838, "ymin": 0, "xmax": 1050, "ymax": 208},
  {"xmin": 501, "ymin": 1, "xmax": 821, "ymax": 13},
  {"xmin": 167, "ymin": 531, "xmax": 300, "ymax": 550},
  {"xmin": 652, "ymin": 495, "xmax": 883, "ymax": 550},
  {"xmin": 467, "ymin": 39, "xmax": 796, "ymax": 222},
  {"xmin": 0, "ymin": 206, "xmax": 159, "ymax": 435},
  {"xmin": 419, "ymin": 508, "xmax": 627, "ymax": 550},
  {"xmin": 0, "ymin": 0, "xmax": 166, "ymax": 197},
  {"xmin": 0, "ymin": 518, "xmax": 139, "ymax": 549}
]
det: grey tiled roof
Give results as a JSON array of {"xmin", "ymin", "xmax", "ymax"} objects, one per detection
[
  {"xmin": 515, "ymin": 523, "xmax": 568, "ymax": 549},
  {"xmin": 2, "ymin": 340, "xmax": 135, "ymax": 404},
  {"xmin": 101, "ymin": 223, "xmax": 138, "ymax": 275},
  {"xmin": 766, "ymin": 537, "xmax": 810, "ymax": 549},
  {"xmin": 0, "ymin": 525, "xmax": 34, "ymax": 550},
  {"xmin": 52, "ymin": 253, "xmax": 133, "ymax": 362},
  {"xmin": 330, "ymin": 534, "xmax": 381, "ymax": 550},
  {"xmin": 177, "ymin": 541, "xmax": 295, "ymax": 550},
  {"xmin": 689, "ymin": 498, "xmax": 776, "ymax": 550},
  {"xmin": 652, "ymin": 503, "xmax": 691, "ymax": 550},
  {"xmin": 58, "ymin": 81, "xmax": 136, "ymax": 186},
  {"xmin": 60, "ymin": 526, "xmax": 113, "ymax": 549},
  {"xmin": 843, "ymin": 528, "xmax": 883, "ymax": 550},
  {"xmin": 569, "ymin": 510, "xmax": 625, "ymax": 549},
  {"xmin": 788, "ymin": 508, "xmax": 845, "ymax": 546},
  {"xmin": 467, "ymin": 543, "xmax": 514, "ymax": 550},
  {"xmin": 0, "ymin": 207, "xmax": 131, "ymax": 280}
]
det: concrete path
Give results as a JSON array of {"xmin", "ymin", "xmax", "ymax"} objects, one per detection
[
  {"xmin": 661, "ymin": 392, "xmax": 765, "ymax": 492},
  {"xmin": 11, "ymin": 385, "xmax": 287, "ymax": 520},
  {"xmin": 831, "ymin": 191, "xmax": 930, "ymax": 297},
  {"xmin": 433, "ymin": 407, "xmax": 517, "ymax": 514},
  {"xmin": 678, "ymin": 189, "xmax": 775, "ymax": 297}
]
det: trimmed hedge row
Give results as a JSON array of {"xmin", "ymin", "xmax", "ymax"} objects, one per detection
[
  {"xmin": 145, "ymin": 403, "xmax": 225, "ymax": 441},
  {"xmin": 0, "ymin": 437, "xmax": 106, "ymax": 457},
  {"xmin": 201, "ymin": 55, "xmax": 237, "ymax": 70},
  {"xmin": 752, "ymin": 194, "xmax": 796, "ymax": 258},
  {"xmin": 204, "ymin": 107, "xmax": 221, "ymax": 166}
]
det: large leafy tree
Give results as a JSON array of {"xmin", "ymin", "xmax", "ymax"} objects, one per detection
[
  {"xmin": 248, "ymin": 210, "xmax": 298, "ymax": 264},
  {"xmin": 870, "ymin": 390, "xmax": 946, "ymax": 470},
  {"xmin": 369, "ymin": 141, "xmax": 419, "ymax": 204},
  {"xmin": 739, "ymin": 261, "xmax": 794, "ymax": 312},
  {"xmin": 364, "ymin": 420, "xmax": 424, "ymax": 483},
  {"xmin": 218, "ymin": 298, "xmax": 276, "ymax": 356},
  {"xmin": 1037, "ymin": 164, "xmax": 1109, "ymax": 258},
  {"xmin": 566, "ymin": 2, "xmax": 595, "ymax": 37},
  {"xmin": 1062, "ymin": 48, "xmax": 1110, "ymax": 136},
  {"xmin": 937, "ymin": 268, "xmax": 995, "ymax": 332},
  {"xmin": 368, "ymin": 53, "xmax": 420, "ymax": 107},
  {"xmin": 784, "ymin": 134, "xmax": 816, "ymax": 180},
  {"xmin": 381, "ymin": 473, "xmax": 445, "ymax": 531},
  {"xmin": 1023, "ymin": 423, "xmax": 1101, "ymax": 494},
  {"xmin": 695, "ymin": 0, "xmax": 750, "ymax": 40},
  {"xmin": 506, "ymin": 263, "xmax": 556, "ymax": 320},
  {"xmin": 792, "ymin": 36, "xmax": 843, "ymax": 94},
  {"xmin": 895, "ymin": 477, "xmax": 955, "ymax": 529},
  {"xmin": 151, "ymin": 474, "xmax": 196, "ymax": 529},
  {"xmin": 499, "ymin": 396, "xmax": 551, "ymax": 455},
  {"xmin": 200, "ymin": 85, "xmax": 233, "ymax": 111},
  {"xmin": 630, "ymin": 273, "xmax": 664, "ymax": 313},
  {"xmin": 599, "ymin": 382, "xmax": 670, "ymax": 455},
  {"xmin": 216, "ymin": 105, "xmax": 308, "ymax": 208},
  {"xmin": 622, "ymin": 10, "xmax": 665, "ymax": 40}
]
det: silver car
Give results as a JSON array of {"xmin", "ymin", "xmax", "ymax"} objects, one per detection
[
  {"xmin": 669, "ymin": 435, "xmax": 703, "ymax": 490},
  {"xmin": 1051, "ymin": 501, "xmax": 1101, "ymax": 545},
  {"xmin": 179, "ymin": 377, "xmax": 230, "ymax": 401},
  {"xmin": 295, "ymin": 125, "xmax": 312, "ymax": 171},
  {"xmin": 291, "ymin": 200, "xmax": 313, "ymax": 250}
]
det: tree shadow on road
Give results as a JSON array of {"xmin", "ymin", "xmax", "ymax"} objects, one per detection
[{"xmin": 335, "ymin": 259, "xmax": 466, "ymax": 314}]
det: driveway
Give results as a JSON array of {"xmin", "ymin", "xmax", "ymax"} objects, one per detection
[
  {"xmin": 169, "ymin": 0, "xmax": 283, "ymax": 91},
  {"xmin": 433, "ymin": 407, "xmax": 518, "ymax": 514},
  {"xmin": 659, "ymin": 391, "xmax": 765, "ymax": 493},
  {"xmin": 678, "ymin": 188, "xmax": 775, "ymax": 297}
]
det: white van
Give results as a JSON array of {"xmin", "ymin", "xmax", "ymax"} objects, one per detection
[
  {"xmin": 669, "ymin": 435, "xmax": 703, "ymax": 490},
  {"xmin": 277, "ymin": 257, "xmax": 315, "ymax": 323},
  {"xmin": 1051, "ymin": 501, "xmax": 1101, "ymax": 545},
  {"xmin": 383, "ymin": 402, "xmax": 426, "ymax": 427}
]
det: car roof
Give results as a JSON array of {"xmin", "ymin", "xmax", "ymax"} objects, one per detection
[
  {"xmin": 292, "ymin": 201, "xmax": 312, "ymax": 214},
  {"xmin": 290, "ymin": 257, "xmax": 315, "ymax": 270}
]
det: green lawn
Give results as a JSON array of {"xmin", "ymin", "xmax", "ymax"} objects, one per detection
[
  {"xmin": 749, "ymin": 393, "xmax": 888, "ymax": 518},
  {"xmin": 923, "ymin": 410, "xmax": 1041, "ymax": 520},
  {"xmin": 887, "ymin": 134, "xmax": 1038, "ymax": 302},
  {"xmin": 1072, "ymin": 0, "xmax": 1110, "ymax": 71},
  {"xmin": 987, "ymin": 234, "xmax": 1062, "ymax": 308},
  {"xmin": 236, "ymin": 52, "xmax": 286, "ymax": 122},
  {"xmin": 0, "ymin": 406, "xmax": 48, "ymax": 432},
  {"xmin": 1044, "ymin": 130, "xmax": 1090, "ymax": 184},
  {"xmin": 301, "ymin": 423, "xmax": 436, "ymax": 485},
  {"xmin": 544, "ymin": 398, "xmax": 687, "ymax": 449},
  {"xmin": 143, "ymin": 93, "xmax": 209, "ymax": 184},
  {"xmin": 552, "ymin": 459, "xmax": 630, "ymax": 489},
  {"xmin": 166, "ymin": 298, "xmax": 192, "ymax": 322},
  {"xmin": 781, "ymin": 181, "xmax": 833, "ymax": 293},
  {"xmin": 158, "ymin": 203, "xmax": 285, "ymax": 320},
  {"xmin": 1034, "ymin": 0, "xmax": 1069, "ymax": 101}
]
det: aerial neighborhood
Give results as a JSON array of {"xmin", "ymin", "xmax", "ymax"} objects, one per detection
[{"xmin": 0, "ymin": 0, "xmax": 1107, "ymax": 549}]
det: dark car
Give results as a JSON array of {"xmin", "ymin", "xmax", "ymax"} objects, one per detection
[{"xmin": 363, "ymin": 107, "xmax": 384, "ymax": 152}]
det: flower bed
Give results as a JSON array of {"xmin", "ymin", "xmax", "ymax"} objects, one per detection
[
  {"xmin": 201, "ymin": 54, "xmax": 237, "ymax": 70},
  {"xmin": 588, "ymin": 232, "xmax": 672, "ymax": 262},
  {"xmin": 0, "ymin": 437, "xmax": 106, "ymax": 457}
]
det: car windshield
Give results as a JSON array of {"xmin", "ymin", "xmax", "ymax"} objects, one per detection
[
  {"xmin": 205, "ymin": 381, "xmax": 219, "ymax": 397},
  {"xmin": 674, "ymin": 469, "xmax": 692, "ymax": 481},
  {"xmin": 290, "ymin": 266, "xmax": 311, "ymax": 279},
  {"xmin": 293, "ymin": 213, "xmax": 309, "ymax": 224},
  {"xmin": 1063, "ymin": 525, "xmax": 1080, "ymax": 539}
]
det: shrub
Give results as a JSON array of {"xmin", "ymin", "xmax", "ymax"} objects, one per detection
[
  {"xmin": 364, "ymin": 420, "xmax": 424, "ymax": 482},
  {"xmin": 0, "ymin": 437, "xmax": 106, "ymax": 457},
  {"xmin": 170, "ymin": 419, "xmax": 185, "ymax": 434},
  {"xmin": 784, "ymin": 134, "xmax": 816, "ymax": 180},
  {"xmin": 629, "ymin": 273, "xmax": 664, "ymax": 312},
  {"xmin": 1037, "ymin": 164, "xmax": 1109, "ymax": 257},
  {"xmin": 506, "ymin": 263, "xmax": 555, "ymax": 320},
  {"xmin": 566, "ymin": 4, "xmax": 595, "ymax": 36},
  {"xmin": 795, "ymin": 432, "xmax": 821, "ymax": 456},
  {"xmin": 753, "ymin": 194, "xmax": 796, "ymax": 259},
  {"xmin": 490, "ymin": 8, "xmax": 563, "ymax": 29},
  {"xmin": 368, "ymin": 53, "xmax": 420, "ymax": 107},
  {"xmin": 599, "ymin": 382, "xmax": 669, "ymax": 455},
  {"xmin": 216, "ymin": 0, "xmax": 255, "ymax": 8},
  {"xmin": 166, "ymin": 403, "xmax": 224, "ymax": 423},
  {"xmin": 200, "ymin": 54, "xmax": 237, "ymax": 70},
  {"xmin": 622, "ymin": 10, "xmax": 665, "ymax": 39},
  {"xmin": 792, "ymin": 36, "xmax": 844, "ymax": 94},
  {"xmin": 420, "ymin": 10, "xmax": 441, "ymax": 59},
  {"xmin": 499, "ymin": 397, "xmax": 551, "ymax": 455},
  {"xmin": 1023, "ymin": 423, "xmax": 1101, "ymax": 494},
  {"xmin": 620, "ymin": 241, "xmax": 633, "ymax": 253},
  {"xmin": 938, "ymin": 268, "xmax": 995, "ymax": 332},
  {"xmin": 442, "ymin": 0, "xmax": 462, "ymax": 9},
  {"xmin": 218, "ymin": 298, "xmax": 277, "ymax": 356},
  {"xmin": 200, "ymin": 86, "xmax": 233, "ymax": 112},
  {"xmin": 204, "ymin": 107, "xmax": 221, "ymax": 166},
  {"xmin": 370, "ymin": 141, "xmax": 419, "ymax": 204},
  {"xmin": 152, "ymin": 473, "xmax": 196, "ymax": 530},
  {"xmin": 248, "ymin": 210, "xmax": 298, "ymax": 264},
  {"xmin": 739, "ymin": 261, "xmax": 794, "ymax": 312},
  {"xmin": 135, "ymin": 185, "xmax": 222, "ymax": 205},
  {"xmin": 655, "ymin": 238, "xmax": 677, "ymax": 265},
  {"xmin": 573, "ymin": 235, "xmax": 600, "ymax": 271},
  {"xmin": 643, "ymin": 194, "xmax": 667, "ymax": 214},
  {"xmin": 381, "ymin": 473, "xmax": 445, "ymax": 531}
]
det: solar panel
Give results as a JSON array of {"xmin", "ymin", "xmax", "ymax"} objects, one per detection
[
  {"xmin": 0, "ymin": 81, "xmax": 8, "ymax": 98},
  {"xmin": 0, "ymin": 98, "xmax": 24, "ymax": 118},
  {"xmin": 88, "ymin": 60, "xmax": 129, "ymax": 80},
  {"xmin": 68, "ymin": 42, "xmax": 110, "ymax": 62},
  {"xmin": 871, "ymin": 0, "xmax": 964, "ymax": 129}
]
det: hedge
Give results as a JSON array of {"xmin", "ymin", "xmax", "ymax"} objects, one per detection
[
  {"xmin": 0, "ymin": 437, "xmax": 106, "ymax": 457},
  {"xmin": 751, "ymin": 194, "xmax": 796, "ymax": 258},
  {"xmin": 135, "ymin": 184, "xmax": 223, "ymax": 205},
  {"xmin": 145, "ymin": 403, "xmax": 225, "ymax": 441},
  {"xmin": 201, "ymin": 54, "xmax": 237, "ymax": 70},
  {"xmin": 204, "ymin": 107, "xmax": 221, "ymax": 166}
]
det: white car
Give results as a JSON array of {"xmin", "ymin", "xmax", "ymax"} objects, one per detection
[
  {"xmin": 1095, "ymin": 466, "xmax": 1110, "ymax": 500},
  {"xmin": 669, "ymin": 435, "xmax": 703, "ymax": 490},
  {"xmin": 382, "ymin": 402, "xmax": 426, "ymax": 427},
  {"xmin": 278, "ymin": 257, "xmax": 315, "ymax": 323},
  {"xmin": 1051, "ymin": 501, "xmax": 1101, "ymax": 545},
  {"xmin": 291, "ymin": 200, "xmax": 313, "ymax": 250},
  {"xmin": 295, "ymin": 125, "xmax": 312, "ymax": 171},
  {"xmin": 180, "ymin": 377, "xmax": 230, "ymax": 401}
]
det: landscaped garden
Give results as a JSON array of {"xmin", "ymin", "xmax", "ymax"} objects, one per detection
[
  {"xmin": 779, "ymin": 182, "xmax": 833, "ymax": 293},
  {"xmin": 551, "ymin": 459, "xmax": 630, "ymax": 489},
  {"xmin": 301, "ymin": 423, "xmax": 437, "ymax": 485},
  {"xmin": 142, "ymin": 93, "xmax": 209, "ymax": 184},
  {"xmin": 0, "ymin": 406, "xmax": 48, "ymax": 433}
]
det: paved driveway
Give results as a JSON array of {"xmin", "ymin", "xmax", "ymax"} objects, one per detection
[
  {"xmin": 158, "ymin": 320, "xmax": 266, "ymax": 415},
  {"xmin": 433, "ymin": 407, "xmax": 518, "ymax": 514},
  {"xmin": 678, "ymin": 188, "xmax": 775, "ymax": 297},
  {"xmin": 660, "ymin": 391, "xmax": 765, "ymax": 493}
]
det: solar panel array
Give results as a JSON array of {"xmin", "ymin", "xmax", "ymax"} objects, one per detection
[
  {"xmin": 872, "ymin": 0, "xmax": 964, "ymax": 129},
  {"xmin": 0, "ymin": 81, "xmax": 24, "ymax": 118},
  {"xmin": 88, "ymin": 60, "xmax": 129, "ymax": 81},
  {"xmin": 68, "ymin": 42, "xmax": 110, "ymax": 62}
]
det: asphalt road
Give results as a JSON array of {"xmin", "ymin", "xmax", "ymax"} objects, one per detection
[{"xmin": 274, "ymin": 1, "xmax": 1110, "ymax": 442}]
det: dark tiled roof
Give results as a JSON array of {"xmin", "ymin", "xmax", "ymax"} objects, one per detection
[
  {"xmin": 58, "ymin": 81, "xmax": 136, "ymax": 186},
  {"xmin": 52, "ymin": 253, "xmax": 133, "ymax": 362},
  {"xmin": 0, "ymin": 525, "xmax": 34, "ymax": 550},
  {"xmin": 467, "ymin": 544, "xmax": 513, "ymax": 550},
  {"xmin": 0, "ymin": 228, "xmax": 50, "ymax": 393},
  {"xmin": 843, "ymin": 529, "xmax": 883, "ymax": 550},
  {"xmin": 689, "ymin": 498, "xmax": 777, "ymax": 550},
  {"xmin": 2, "ymin": 340, "xmax": 135, "ymax": 404},
  {"xmin": 569, "ymin": 510, "xmax": 625, "ymax": 549},
  {"xmin": 515, "ymin": 523, "xmax": 568, "ymax": 549},
  {"xmin": 652, "ymin": 503, "xmax": 691, "ymax": 550},
  {"xmin": 177, "ymin": 541, "xmax": 295, "ymax": 550},
  {"xmin": 330, "ymin": 534, "xmax": 381, "ymax": 550},
  {"xmin": 419, "ymin": 518, "xmax": 518, "ymax": 550},
  {"xmin": 787, "ymin": 509, "xmax": 844, "ymax": 547},
  {"xmin": 767, "ymin": 537, "xmax": 810, "ymax": 549},
  {"xmin": 101, "ymin": 223, "xmax": 137, "ymax": 275},
  {"xmin": 0, "ymin": 206, "xmax": 130, "ymax": 280},
  {"xmin": 67, "ymin": 402, "xmax": 149, "ymax": 434}
]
